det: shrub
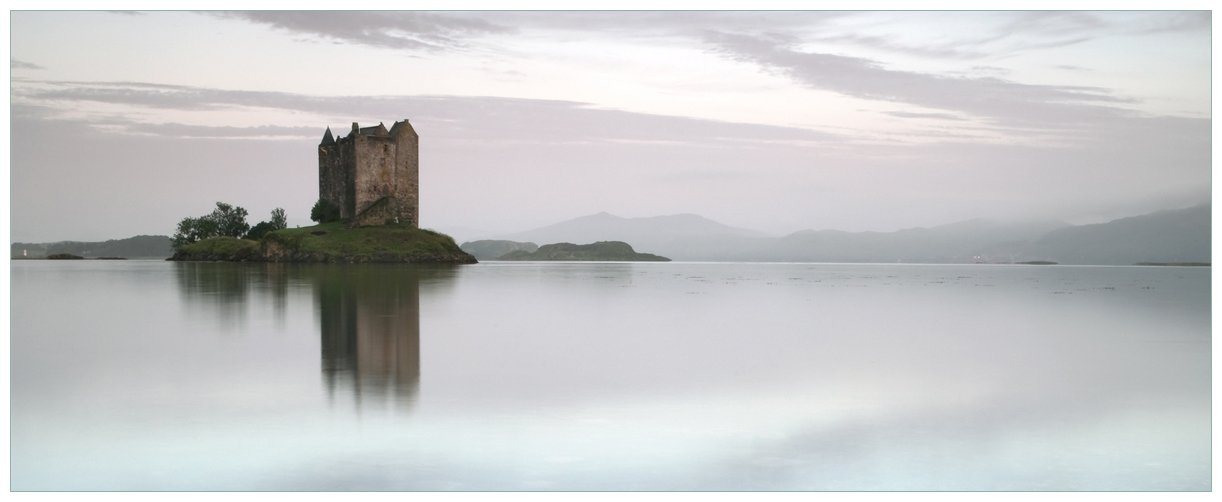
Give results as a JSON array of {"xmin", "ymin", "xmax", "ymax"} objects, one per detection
[
  {"xmin": 245, "ymin": 208, "xmax": 289, "ymax": 240},
  {"xmin": 310, "ymin": 199, "xmax": 340, "ymax": 223},
  {"xmin": 246, "ymin": 221, "xmax": 277, "ymax": 240}
]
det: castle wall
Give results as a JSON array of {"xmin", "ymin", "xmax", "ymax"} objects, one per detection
[
  {"xmin": 353, "ymin": 135, "xmax": 397, "ymax": 220},
  {"xmin": 318, "ymin": 139, "xmax": 357, "ymax": 221},
  {"xmin": 344, "ymin": 140, "xmax": 357, "ymax": 219},
  {"xmin": 393, "ymin": 126, "xmax": 420, "ymax": 227},
  {"xmin": 319, "ymin": 120, "xmax": 420, "ymax": 228}
]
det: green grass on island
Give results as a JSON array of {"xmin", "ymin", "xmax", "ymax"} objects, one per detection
[
  {"xmin": 169, "ymin": 236, "xmax": 262, "ymax": 261},
  {"xmin": 170, "ymin": 223, "xmax": 476, "ymax": 263}
]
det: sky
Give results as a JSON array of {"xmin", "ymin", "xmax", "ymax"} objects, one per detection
[{"xmin": 8, "ymin": 10, "xmax": 1213, "ymax": 242}]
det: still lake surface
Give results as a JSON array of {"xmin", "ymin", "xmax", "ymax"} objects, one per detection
[{"xmin": 10, "ymin": 261, "xmax": 1211, "ymax": 491}]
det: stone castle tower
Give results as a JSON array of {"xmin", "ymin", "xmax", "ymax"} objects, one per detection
[{"xmin": 318, "ymin": 120, "xmax": 419, "ymax": 227}]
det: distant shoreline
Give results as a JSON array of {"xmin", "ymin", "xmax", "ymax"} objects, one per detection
[{"xmin": 12, "ymin": 258, "xmax": 1210, "ymax": 267}]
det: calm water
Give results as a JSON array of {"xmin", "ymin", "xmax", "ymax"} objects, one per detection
[{"xmin": 10, "ymin": 261, "xmax": 1211, "ymax": 491}]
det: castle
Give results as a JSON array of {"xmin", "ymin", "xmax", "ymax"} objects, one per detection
[{"xmin": 318, "ymin": 120, "xmax": 419, "ymax": 227}]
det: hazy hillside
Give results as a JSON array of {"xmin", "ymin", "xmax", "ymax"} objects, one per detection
[
  {"xmin": 498, "ymin": 212, "xmax": 769, "ymax": 260},
  {"xmin": 1022, "ymin": 204, "xmax": 1210, "ymax": 265},
  {"xmin": 12, "ymin": 235, "xmax": 173, "ymax": 259},
  {"xmin": 500, "ymin": 212, "xmax": 1068, "ymax": 262},
  {"xmin": 497, "ymin": 204, "xmax": 1208, "ymax": 264},
  {"xmin": 460, "ymin": 240, "xmax": 538, "ymax": 260},
  {"xmin": 759, "ymin": 219, "xmax": 1069, "ymax": 263}
]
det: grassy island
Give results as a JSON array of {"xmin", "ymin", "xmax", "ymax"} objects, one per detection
[
  {"xmin": 169, "ymin": 223, "xmax": 477, "ymax": 264},
  {"xmin": 498, "ymin": 241, "xmax": 670, "ymax": 261}
]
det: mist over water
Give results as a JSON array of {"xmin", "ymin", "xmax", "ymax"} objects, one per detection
[{"xmin": 10, "ymin": 261, "xmax": 1210, "ymax": 491}]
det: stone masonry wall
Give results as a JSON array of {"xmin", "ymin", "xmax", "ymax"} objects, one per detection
[
  {"xmin": 318, "ymin": 138, "xmax": 356, "ymax": 220},
  {"xmin": 393, "ymin": 125, "xmax": 419, "ymax": 228},
  {"xmin": 319, "ymin": 120, "xmax": 419, "ymax": 228}
]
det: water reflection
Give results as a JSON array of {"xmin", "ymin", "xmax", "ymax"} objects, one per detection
[
  {"xmin": 174, "ymin": 263, "xmax": 462, "ymax": 409},
  {"xmin": 174, "ymin": 262, "xmax": 294, "ymax": 327},
  {"xmin": 174, "ymin": 262, "xmax": 254, "ymax": 326},
  {"xmin": 17, "ymin": 262, "xmax": 1210, "ymax": 490},
  {"xmin": 314, "ymin": 266, "xmax": 422, "ymax": 408}
]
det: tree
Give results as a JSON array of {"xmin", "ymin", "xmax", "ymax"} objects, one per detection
[
  {"xmin": 173, "ymin": 217, "xmax": 197, "ymax": 247},
  {"xmin": 209, "ymin": 202, "xmax": 250, "ymax": 238},
  {"xmin": 171, "ymin": 202, "xmax": 250, "ymax": 249},
  {"xmin": 173, "ymin": 217, "xmax": 204, "ymax": 248},
  {"xmin": 172, "ymin": 216, "xmax": 222, "ymax": 248},
  {"xmin": 310, "ymin": 199, "xmax": 340, "ymax": 223},
  {"xmin": 270, "ymin": 207, "xmax": 287, "ymax": 230}
]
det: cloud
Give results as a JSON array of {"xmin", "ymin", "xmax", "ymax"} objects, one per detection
[
  {"xmin": 704, "ymin": 32, "xmax": 1140, "ymax": 130},
  {"xmin": 486, "ymin": 11, "xmax": 848, "ymax": 34},
  {"xmin": 11, "ymin": 59, "xmax": 44, "ymax": 70},
  {"xmin": 203, "ymin": 11, "xmax": 1209, "ymax": 67},
  {"xmin": 881, "ymin": 110, "xmax": 965, "ymax": 121},
  {"xmin": 213, "ymin": 11, "xmax": 510, "ymax": 51},
  {"xmin": 996, "ymin": 11, "xmax": 1108, "ymax": 39},
  {"xmin": 810, "ymin": 32, "xmax": 991, "ymax": 60},
  {"xmin": 725, "ymin": 12, "xmax": 1204, "ymax": 62},
  {"xmin": 13, "ymin": 79, "xmax": 839, "ymax": 147},
  {"xmin": 1124, "ymin": 10, "xmax": 1210, "ymax": 35},
  {"xmin": 984, "ymin": 11, "xmax": 1208, "ymax": 55},
  {"xmin": 1053, "ymin": 64, "xmax": 1091, "ymax": 72},
  {"xmin": 106, "ymin": 121, "xmax": 318, "ymax": 140},
  {"xmin": 207, "ymin": 11, "xmax": 853, "ymax": 55}
]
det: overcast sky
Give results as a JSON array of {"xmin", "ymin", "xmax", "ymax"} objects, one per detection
[{"xmin": 9, "ymin": 10, "xmax": 1212, "ymax": 242}]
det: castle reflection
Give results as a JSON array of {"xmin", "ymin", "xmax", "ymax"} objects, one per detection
[
  {"xmin": 174, "ymin": 263, "xmax": 461, "ymax": 409},
  {"xmin": 315, "ymin": 266, "xmax": 423, "ymax": 408}
]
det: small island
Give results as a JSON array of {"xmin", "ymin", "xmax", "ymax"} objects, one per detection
[
  {"xmin": 498, "ymin": 241, "xmax": 670, "ymax": 261},
  {"xmin": 168, "ymin": 120, "xmax": 476, "ymax": 264},
  {"xmin": 170, "ymin": 223, "xmax": 475, "ymax": 264}
]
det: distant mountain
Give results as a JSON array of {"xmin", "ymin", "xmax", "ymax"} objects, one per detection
[
  {"xmin": 1021, "ymin": 204, "xmax": 1210, "ymax": 265},
  {"xmin": 497, "ymin": 212, "xmax": 768, "ymax": 260},
  {"xmin": 12, "ymin": 235, "xmax": 173, "ymax": 259},
  {"xmin": 495, "ymin": 204, "xmax": 1208, "ymax": 264},
  {"xmin": 760, "ymin": 219, "xmax": 1069, "ymax": 263},
  {"xmin": 460, "ymin": 240, "xmax": 539, "ymax": 260},
  {"xmin": 499, "ymin": 241, "xmax": 670, "ymax": 262},
  {"xmin": 431, "ymin": 225, "xmax": 492, "ymax": 246}
]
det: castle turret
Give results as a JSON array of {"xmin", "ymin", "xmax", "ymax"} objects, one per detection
[
  {"xmin": 320, "ymin": 127, "xmax": 334, "ymax": 146},
  {"xmin": 388, "ymin": 119, "xmax": 416, "ymax": 138}
]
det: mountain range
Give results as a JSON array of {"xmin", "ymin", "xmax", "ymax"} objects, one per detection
[
  {"xmin": 12, "ymin": 235, "xmax": 173, "ymax": 259},
  {"xmin": 487, "ymin": 204, "xmax": 1210, "ymax": 264}
]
